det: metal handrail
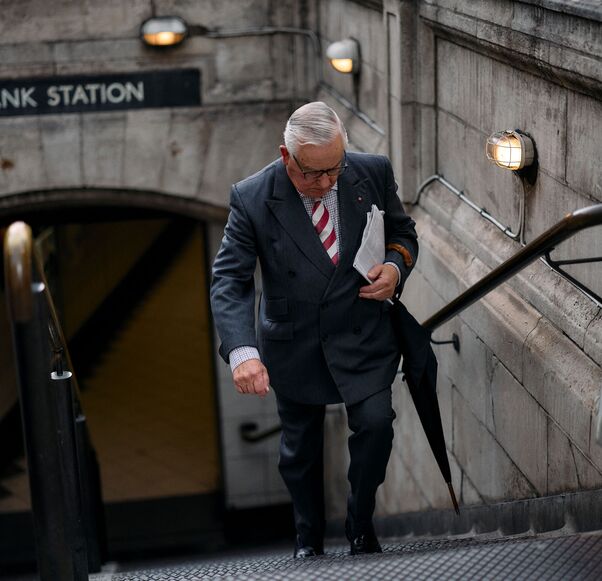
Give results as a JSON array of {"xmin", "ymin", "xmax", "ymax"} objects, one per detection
[
  {"xmin": 3, "ymin": 221, "xmax": 105, "ymax": 579},
  {"xmin": 423, "ymin": 204, "xmax": 602, "ymax": 331},
  {"xmin": 5, "ymin": 222, "xmax": 87, "ymax": 418},
  {"xmin": 4, "ymin": 222, "xmax": 33, "ymax": 322},
  {"xmin": 240, "ymin": 421, "xmax": 282, "ymax": 442}
]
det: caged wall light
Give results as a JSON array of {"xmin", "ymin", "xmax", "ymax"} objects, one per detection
[{"xmin": 485, "ymin": 130, "xmax": 535, "ymax": 171}]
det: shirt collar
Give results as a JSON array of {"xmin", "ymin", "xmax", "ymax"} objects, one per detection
[{"xmin": 297, "ymin": 181, "xmax": 338, "ymax": 201}]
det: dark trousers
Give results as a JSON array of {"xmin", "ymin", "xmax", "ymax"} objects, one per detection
[{"xmin": 276, "ymin": 388, "xmax": 395, "ymax": 548}]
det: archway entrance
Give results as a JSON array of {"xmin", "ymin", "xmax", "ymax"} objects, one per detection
[{"xmin": 0, "ymin": 194, "xmax": 226, "ymax": 561}]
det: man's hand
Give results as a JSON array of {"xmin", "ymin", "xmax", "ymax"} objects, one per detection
[
  {"xmin": 359, "ymin": 263, "xmax": 398, "ymax": 301},
  {"xmin": 233, "ymin": 358, "xmax": 270, "ymax": 397}
]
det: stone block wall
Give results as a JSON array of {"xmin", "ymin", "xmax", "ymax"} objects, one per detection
[
  {"xmin": 435, "ymin": 38, "xmax": 601, "ymax": 298},
  {"xmin": 392, "ymin": 204, "xmax": 602, "ymax": 510},
  {"xmin": 318, "ymin": 0, "xmax": 389, "ymax": 140},
  {"xmin": 319, "ymin": 0, "xmax": 602, "ymax": 525},
  {"xmin": 0, "ymin": 0, "xmax": 316, "ymax": 205}
]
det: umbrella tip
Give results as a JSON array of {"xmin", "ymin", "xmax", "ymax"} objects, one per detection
[{"xmin": 447, "ymin": 482, "xmax": 460, "ymax": 516}]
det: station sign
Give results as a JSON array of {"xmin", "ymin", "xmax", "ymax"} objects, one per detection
[{"xmin": 0, "ymin": 69, "xmax": 200, "ymax": 117}]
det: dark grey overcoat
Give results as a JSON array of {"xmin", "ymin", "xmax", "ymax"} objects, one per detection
[{"xmin": 210, "ymin": 152, "xmax": 418, "ymax": 405}]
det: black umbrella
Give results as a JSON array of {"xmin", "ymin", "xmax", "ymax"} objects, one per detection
[{"xmin": 390, "ymin": 298, "xmax": 460, "ymax": 515}]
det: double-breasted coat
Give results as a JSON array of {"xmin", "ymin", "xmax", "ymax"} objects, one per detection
[{"xmin": 210, "ymin": 152, "xmax": 419, "ymax": 405}]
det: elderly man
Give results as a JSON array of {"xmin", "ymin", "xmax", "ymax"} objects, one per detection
[{"xmin": 210, "ymin": 102, "xmax": 418, "ymax": 557}]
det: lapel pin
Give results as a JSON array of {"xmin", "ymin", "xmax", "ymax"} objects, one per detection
[{"xmin": 357, "ymin": 195, "xmax": 363, "ymax": 202}]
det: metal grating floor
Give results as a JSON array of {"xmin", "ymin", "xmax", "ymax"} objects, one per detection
[{"xmin": 91, "ymin": 532, "xmax": 602, "ymax": 580}]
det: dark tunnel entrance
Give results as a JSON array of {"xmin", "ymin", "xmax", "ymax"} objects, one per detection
[{"xmin": 0, "ymin": 203, "xmax": 225, "ymax": 563}]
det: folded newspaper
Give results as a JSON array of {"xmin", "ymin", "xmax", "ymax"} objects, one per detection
[{"xmin": 353, "ymin": 204, "xmax": 385, "ymax": 284}]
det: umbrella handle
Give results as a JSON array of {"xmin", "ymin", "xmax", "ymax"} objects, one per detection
[{"xmin": 447, "ymin": 482, "xmax": 460, "ymax": 515}]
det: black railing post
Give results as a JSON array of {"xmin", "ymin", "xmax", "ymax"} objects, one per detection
[
  {"xmin": 74, "ymin": 408, "xmax": 107, "ymax": 571},
  {"xmin": 51, "ymin": 369, "xmax": 89, "ymax": 578},
  {"xmin": 47, "ymin": 313, "xmax": 106, "ymax": 572},
  {"xmin": 11, "ymin": 281, "xmax": 88, "ymax": 581}
]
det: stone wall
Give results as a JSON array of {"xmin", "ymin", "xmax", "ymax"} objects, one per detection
[
  {"xmin": 0, "ymin": 0, "xmax": 315, "ymax": 208},
  {"xmin": 317, "ymin": 0, "xmax": 389, "ymax": 155},
  {"xmin": 319, "ymin": 0, "xmax": 602, "ymax": 525}
]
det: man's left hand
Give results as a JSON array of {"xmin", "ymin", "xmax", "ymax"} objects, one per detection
[{"xmin": 359, "ymin": 263, "xmax": 398, "ymax": 301}]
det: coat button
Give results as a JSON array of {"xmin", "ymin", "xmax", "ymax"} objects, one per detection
[
  {"xmin": 288, "ymin": 270, "xmax": 296, "ymax": 278},
  {"xmin": 321, "ymin": 334, "xmax": 329, "ymax": 342},
  {"xmin": 321, "ymin": 301, "xmax": 329, "ymax": 310},
  {"xmin": 353, "ymin": 326, "xmax": 362, "ymax": 335}
]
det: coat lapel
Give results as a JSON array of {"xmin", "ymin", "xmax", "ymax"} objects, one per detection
[{"xmin": 266, "ymin": 161, "xmax": 336, "ymax": 279}]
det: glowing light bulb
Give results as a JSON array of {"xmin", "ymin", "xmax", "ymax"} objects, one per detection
[
  {"xmin": 486, "ymin": 130, "xmax": 534, "ymax": 170},
  {"xmin": 330, "ymin": 58, "xmax": 354, "ymax": 73},
  {"xmin": 326, "ymin": 39, "xmax": 360, "ymax": 75}
]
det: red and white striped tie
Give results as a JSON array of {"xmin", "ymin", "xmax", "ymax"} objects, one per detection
[{"xmin": 312, "ymin": 199, "xmax": 339, "ymax": 265}]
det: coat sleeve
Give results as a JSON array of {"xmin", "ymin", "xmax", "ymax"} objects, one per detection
[
  {"xmin": 210, "ymin": 184, "xmax": 259, "ymax": 363},
  {"xmin": 381, "ymin": 156, "xmax": 419, "ymax": 291}
]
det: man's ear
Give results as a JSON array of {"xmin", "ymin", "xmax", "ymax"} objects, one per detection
[{"xmin": 279, "ymin": 145, "xmax": 289, "ymax": 164}]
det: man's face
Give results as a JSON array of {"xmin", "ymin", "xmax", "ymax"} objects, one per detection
[{"xmin": 280, "ymin": 134, "xmax": 346, "ymax": 199}]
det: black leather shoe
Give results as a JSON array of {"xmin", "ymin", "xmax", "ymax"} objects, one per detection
[
  {"xmin": 294, "ymin": 545, "xmax": 318, "ymax": 558},
  {"xmin": 293, "ymin": 536, "xmax": 323, "ymax": 558},
  {"xmin": 349, "ymin": 533, "xmax": 382, "ymax": 555}
]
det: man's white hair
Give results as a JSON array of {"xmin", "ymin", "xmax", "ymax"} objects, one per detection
[{"xmin": 284, "ymin": 101, "xmax": 348, "ymax": 155}]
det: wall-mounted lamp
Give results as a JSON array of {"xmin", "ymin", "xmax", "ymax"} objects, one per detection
[
  {"xmin": 326, "ymin": 38, "xmax": 361, "ymax": 74},
  {"xmin": 140, "ymin": 16, "xmax": 188, "ymax": 47},
  {"xmin": 485, "ymin": 130, "xmax": 535, "ymax": 171}
]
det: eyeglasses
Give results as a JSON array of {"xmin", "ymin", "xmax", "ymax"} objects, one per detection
[{"xmin": 292, "ymin": 152, "xmax": 348, "ymax": 181}]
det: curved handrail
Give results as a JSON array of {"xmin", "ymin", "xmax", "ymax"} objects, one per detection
[
  {"xmin": 423, "ymin": 204, "xmax": 602, "ymax": 331},
  {"xmin": 4, "ymin": 221, "xmax": 33, "ymax": 323},
  {"xmin": 240, "ymin": 421, "xmax": 282, "ymax": 443},
  {"xmin": 3, "ymin": 221, "xmax": 104, "ymax": 577},
  {"xmin": 4, "ymin": 222, "xmax": 82, "ymax": 395},
  {"xmin": 37, "ymin": 261, "xmax": 82, "ymax": 398}
]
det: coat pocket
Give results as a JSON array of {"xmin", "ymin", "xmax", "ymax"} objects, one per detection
[
  {"xmin": 261, "ymin": 320, "xmax": 293, "ymax": 341},
  {"xmin": 265, "ymin": 297, "xmax": 288, "ymax": 320}
]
